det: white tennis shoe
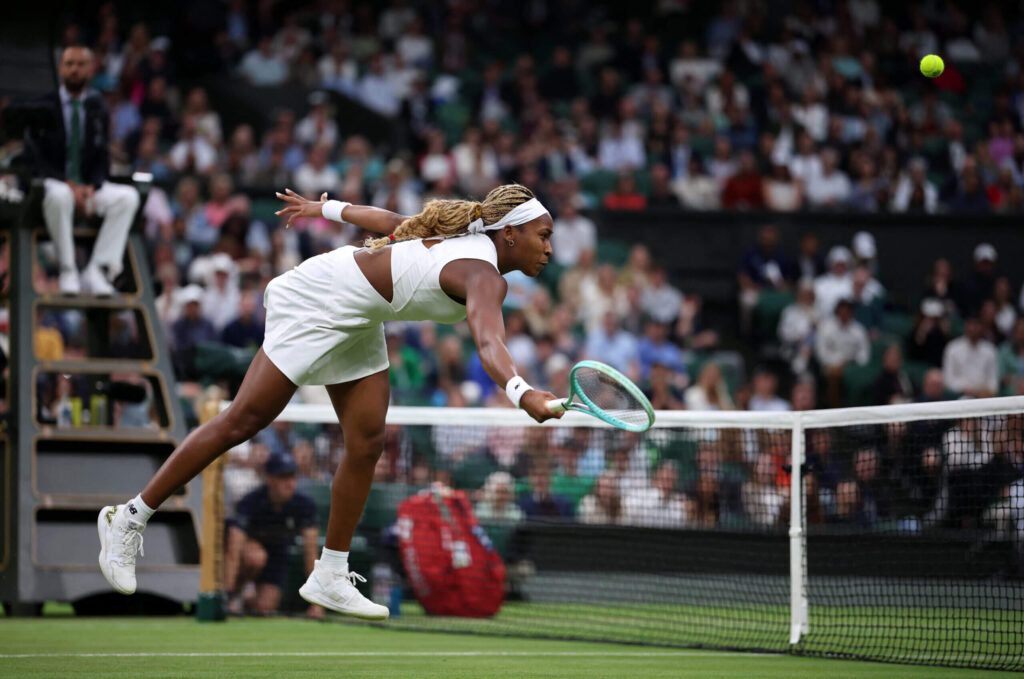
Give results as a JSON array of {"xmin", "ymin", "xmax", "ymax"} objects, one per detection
[
  {"xmin": 97, "ymin": 505, "xmax": 145, "ymax": 595},
  {"xmin": 299, "ymin": 561, "xmax": 389, "ymax": 620}
]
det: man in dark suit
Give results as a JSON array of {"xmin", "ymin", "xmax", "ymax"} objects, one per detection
[{"xmin": 32, "ymin": 45, "xmax": 139, "ymax": 295}]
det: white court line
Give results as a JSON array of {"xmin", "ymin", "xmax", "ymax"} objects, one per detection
[{"xmin": 0, "ymin": 651, "xmax": 781, "ymax": 659}]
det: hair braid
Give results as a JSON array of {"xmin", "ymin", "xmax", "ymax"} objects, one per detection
[{"xmin": 365, "ymin": 184, "xmax": 535, "ymax": 251}]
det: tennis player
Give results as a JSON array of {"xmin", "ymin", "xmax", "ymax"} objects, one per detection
[{"xmin": 98, "ymin": 184, "xmax": 562, "ymax": 619}]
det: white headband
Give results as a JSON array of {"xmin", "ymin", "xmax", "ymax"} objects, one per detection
[{"xmin": 467, "ymin": 197, "xmax": 549, "ymax": 234}]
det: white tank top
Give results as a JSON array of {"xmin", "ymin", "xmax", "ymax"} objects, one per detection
[{"xmin": 384, "ymin": 233, "xmax": 499, "ymax": 324}]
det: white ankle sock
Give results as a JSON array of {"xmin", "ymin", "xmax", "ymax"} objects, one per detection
[
  {"xmin": 320, "ymin": 547, "xmax": 349, "ymax": 572},
  {"xmin": 126, "ymin": 494, "xmax": 155, "ymax": 525}
]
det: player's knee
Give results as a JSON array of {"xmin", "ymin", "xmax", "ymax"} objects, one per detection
[
  {"xmin": 114, "ymin": 185, "xmax": 140, "ymax": 211},
  {"xmin": 221, "ymin": 407, "xmax": 266, "ymax": 447},
  {"xmin": 45, "ymin": 182, "xmax": 74, "ymax": 210},
  {"xmin": 344, "ymin": 426, "xmax": 386, "ymax": 464}
]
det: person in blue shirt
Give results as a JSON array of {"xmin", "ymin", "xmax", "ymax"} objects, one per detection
[
  {"xmin": 518, "ymin": 463, "xmax": 575, "ymax": 519},
  {"xmin": 224, "ymin": 453, "xmax": 322, "ymax": 618},
  {"xmin": 637, "ymin": 320, "xmax": 686, "ymax": 381}
]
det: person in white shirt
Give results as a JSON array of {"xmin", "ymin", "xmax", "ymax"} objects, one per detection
[
  {"xmin": 358, "ymin": 54, "xmax": 400, "ymax": 117},
  {"xmin": 942, "ymin": 316, "xmax": 999, "ymax": 398},
  {"xmin": 891, "ymin": 158, "xmax": 938, "ymax": 214},
  {"xmin": 787, "ymin": 131, "xmax": 822, "ymax": 184},
  {"xmin": 598, "ymin": 120, "xmax": 646, "ymax": 170},
  {"xmin": 778, "ymin": 279, "xmax": 818, "ymax": 375},
  {"xmin": 169, "ymin": 114, "xmax": 218, "ymax": 175},
  {"xmin": 200, "ymin": 253, "xmax": 241, "ymax": 334},
  {"xmin": 622, "ymin": 461, "xmax": 689, "ymax": 528},
  {"xmin": 294, "ymin": 92, "xmax": 339, "ymax": 150},
  {"xmin": 805, "ymin": 148, "xmax": 851, "ymax": 208},
  {"xmin": 815, "ymin": 298, "xmax": 870, "ymax": 407},
  {"xmin": 293, "ymin": 143, "xmax": 340, "ymax": 197},
  {"xmin": 551, "ymin": 200, "xmax": 596, "ymax": 267},
  {"xmin": 578, "ymin": 471, "xmax": 624, "ymax": 525},
  {"xmin": 238, "ymin": 37, "xmax": 289, "ymax": 87},
  {"xmin": 748, "ymin": 368, "xmax": 791, "ymax": 411},
  {"xmin": 641, "ymin": 266, "xmax": 684, "ymax": 325},
  {"xmin": 814, "ymin": 246, "xmax": 854, "ymax": 321},
  {"xmin": 742, "ymin": 453, "xmax": 786, "ymax": 526}
]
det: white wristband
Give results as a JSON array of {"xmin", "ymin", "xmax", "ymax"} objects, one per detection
[
  {"xmin": 505, "ymin": 376, "xmax": 532, "ymax": 408},
  {"xmin": 322, "ymin": 200, "xmax": 351, "ymax": 222}
]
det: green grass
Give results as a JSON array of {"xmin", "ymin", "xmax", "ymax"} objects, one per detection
[{"xmin": 0, "ymin": 615, "xmax": 1013, "ymax": 679}]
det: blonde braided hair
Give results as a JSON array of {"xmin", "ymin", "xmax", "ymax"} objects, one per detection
[{"xmin": 365, "ymin": 184, "xmax": 536, "ymax": 251}]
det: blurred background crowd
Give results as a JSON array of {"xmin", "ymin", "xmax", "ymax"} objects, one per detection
[{"xmin": 10, "ymin": 0, "xmax": 1024, "ymax": 548}]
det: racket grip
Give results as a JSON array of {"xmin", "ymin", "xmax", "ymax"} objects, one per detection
[{"xmin": 546, "ymin": 398, "xmax": 568, "ymax": 413}]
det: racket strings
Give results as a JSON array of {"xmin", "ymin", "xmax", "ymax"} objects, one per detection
[{"xmin": 573, "ymin": 367, "xmax": 651, "ymax": 427}]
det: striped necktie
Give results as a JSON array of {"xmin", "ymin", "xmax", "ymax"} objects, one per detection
[{"xmin": 68, "ymin": 98, "xmax": 82, "ymax": 183}]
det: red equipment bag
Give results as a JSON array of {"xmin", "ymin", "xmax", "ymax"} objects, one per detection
[{"xmin": 396, "ymin": 485, "xmax": 505, "ymax": 617}]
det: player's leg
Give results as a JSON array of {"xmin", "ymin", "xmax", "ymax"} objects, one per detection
[
  {"xmin": 99, "ymin": 349, "xmax": 297, "ymax": 595},
  {"xmin": 83, "ymin": 181, "xmax": 139, "ymax": 294},
  {"xmin": 41, "ymin": 178, "xmax": 79, "ymax": 294},
  {"xmin": 298, "ymin": 369, "xmax": 390, "ymax": 620}
]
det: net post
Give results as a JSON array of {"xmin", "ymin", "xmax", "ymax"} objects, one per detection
[
  {"xmin": 196, "ymin": 387, "xmax": 226, "ymax": 622},
  {"xmin": 788, "ymin": 411, "xmax": 807, "ymax": 645}
]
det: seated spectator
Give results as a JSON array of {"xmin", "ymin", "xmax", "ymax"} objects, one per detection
[
  {"xmin": 647, "ymin": 162, "xmax": 681, "ymax": 207},
  {"xmin": 673, "ymin": 156, "xmax": 721, "ymax": 209},
  {"xmin": 813, "ymin": 246, "xmax": 854, "ymax": 321},
  {"xmin": 222, "ymin": 291, "xmax": 265, "ymax": 350},
  {"xmin": 737, "ymin": 223, "xmax": 792, "ymax": 334},
  {"xmin": 992, "ymin": 277, "xmax": 1016, "ymax": 340},
  {"xmin": 169, "ymin": 114, "xmax": 218, "ymax": 175},
  {"xmin": 224, "ymin": 453, "xmax": 321, "ymax": 618},
  {"xmin": 579, "ymin": 264, "xmax": 627, "ymax": 333},
  {"xmin": 742, "ymin": 453, "xmax": 786, "ymax": 526},
  {"xmin": 942, "ymin": 315, "xmax": 998, "ymax": 398},
  {"xmin": 550, "ymin": 200, "xmax": 597, "ymax": 268},
  {"xmin": 794, "ymin": 231, "xmax": 825, "ymax": 281},
  {"xmin": 917, "ymin": 368, "xmax": 947, "ymax": 403},
  {"xmin": 999, "ymin": 318, "xmax": 1024, "ymax": 396},
  {"xmin": 293, "ymin": 143, "xmax": 340, "ymax": 197},
  {"xmin": 372, "ymin": 158, "xmax": 422, "ymax": 216},
  {"xmin": 762, "ymin": 163, "xmax": 803, "ymax": 211},
  {"xmin": 603, "ymin": 171, "xmax": 647, "ymax": 210},
  {"xmin": 778, "ymin": 279, "xmax": 817, "ymax": 375},
  {"xmin": 922, "ymin": 258, "xmax": 960, "ymax": 317},
  {"xmin": 622, "ymin": 461, "xmax": 689, "ymax": 528},
  {"xmin": 584, "ymin": 311, "xmax": 639, "ymax": 380},
  {"xmin": 805, "ymin": 148, "xmax": 851, "ymax": 209},
  {"xmin": 720, "ymin": 149, "xmax": 764, "ymax": 209},
  {"xmin": 685, "ymin": 362, "xmax": 735, "ymax": 410},
  {"xmin": 578, "ymin": 471, "xmax": 624, "ymax": 525},
  {"xmin": 318, "ymin": 42, "xmax": 358, "ymax": 94},
  {"xmin": 875, "ymin": 344, "xmax": 914, "ymax": 405},
  {"xmin": 891, "ymin": 157, "xmax": 938, "ymax": 213},
  {"xmin": 850, "ymin": 265, "xmax": 884, "ymax": 338},
  {"xmin": 200, "ymin": 253, "xmax": 241, "ymax": 333},
  {"xmin": 637, "ymin": 320, "xmax": 685, "ymax": 380},
  {"xmin": 909, "ymin": 297, "xmax": 953, "ymax": 367},
  {"xmin": 646, "ymin": 361, "xmax": 687, "ymax": 410},
  {"xmin": 961, "ymin": 243, "xmax": 998, "ymax": 317},
  {"xmin": 358, "ymin": 53, "xmax": 400, "ymax": 117},
  {"xmin": 517, "ymin": 464, "xmax": 574, "ymax": 519},
  {"xmin": 846, "ymin": 155, "xmax": 885, "ymax": 212},
  {"xmin": 815, "ymin": 299, "xmax": 870, "ymax": 408},
  {"xmin": 748, "ymin": 368, "xmax": 790, "ymax": 411},
  {"xmin": 641, "ymin": 265, "xmax": 684, "ymax": 325},
  {"xmin": 475, "ymin": 472, "xmax": 525, "ymax": 523},
  {"xmin": 598, "ymin": 120, "xmax": 645, "ymax": 170},
  {"xmin": 170, "ymin": 285, "xmax": 216, "ymax": 381},
  {"xmin": 675, "ymin": 293, "xmax": 720, "ymax": 351},
  {"xmin": 238, "ymin": 36, "xmax": 289, "ymax": 87}
]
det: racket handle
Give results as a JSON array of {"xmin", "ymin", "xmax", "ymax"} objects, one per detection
[{"xmin": 546, "ymin": 398, "xmax": 568, "ymax": 413}]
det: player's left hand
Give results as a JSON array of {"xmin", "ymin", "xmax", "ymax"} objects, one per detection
[{"xmin": 275, "ymin": 189, "xmax": 328, "ymax": 228}]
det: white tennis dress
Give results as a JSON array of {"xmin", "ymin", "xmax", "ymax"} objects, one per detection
[{"xmin": 263, "ymin": 234, "xmax": 498, "ymax": 385}]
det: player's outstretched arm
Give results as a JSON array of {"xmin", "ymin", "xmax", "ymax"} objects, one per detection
[
  {"xmin": 275, "ymin": 189, "xmax": 407, "ymax": 234},
  {"xmin": 458, "ymin": 262, "xmax": 563, "ymax": 423}
]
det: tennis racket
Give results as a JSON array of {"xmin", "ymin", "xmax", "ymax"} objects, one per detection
[{"xmin": 546, "ymin": 360, "xmax": 655, "ymax": 432}]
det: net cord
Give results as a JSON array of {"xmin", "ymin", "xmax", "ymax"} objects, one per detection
[{"xmin": 235, "ymin": 395, "xmax": 1024, "ymax": 430}]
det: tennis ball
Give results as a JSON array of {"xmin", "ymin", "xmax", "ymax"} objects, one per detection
[{"xmin": 920, "ymin": 54, "xmax": 944, "ymax": 78}]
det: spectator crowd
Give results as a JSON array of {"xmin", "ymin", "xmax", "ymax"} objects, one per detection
[{"xmin": 9, "ymin": 0, "xmax": 1024, "ymax": 558}]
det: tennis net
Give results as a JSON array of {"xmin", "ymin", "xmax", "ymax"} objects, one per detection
[{"xmin": 221, "ymin": 397, "xmax": 1024, "ymax": 670}]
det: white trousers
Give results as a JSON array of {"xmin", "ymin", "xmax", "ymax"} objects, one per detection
[{"xmin": 42, "ymin": 178, "xmax": 140, "ymax": 277}]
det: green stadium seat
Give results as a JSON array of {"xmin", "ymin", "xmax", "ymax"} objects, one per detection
[
  {"xmin": 596, "ymin": 237, "xmax": 631, "ymax": 267},
  {"xmin": 754, "ymin": 289, "xmax": 795, "ymax": 341},
  {"xmin": 880, "ymin": 311, "xmax": 913, "ymax": 343},
  {"xmin": 842, "ymin": 341, "xmax": 887, "ymax": 406},
  {"xmin": 580, "ymin": 170, "xmax": 618, "ymax": 203},
  {"xmin": 551, "ymin": 475, "xmax": 595, "ymax": 507}
]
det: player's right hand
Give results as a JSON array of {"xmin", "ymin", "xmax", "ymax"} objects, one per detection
[
  {"xmin": 275, "ymin": 188, "xmax": 327, "ymax": 227},
  {"xmin": 520, "ymin": 390, "xmax": 564, "ymax": 423}
]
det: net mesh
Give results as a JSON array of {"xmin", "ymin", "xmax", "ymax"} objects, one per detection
[
  {"xmin": 572, "ymin": 366, "xmax": 651, "ymax": 429},
  {"xmin": 220, "ymin": 402, "xmax": 1024, "ymax": 671}
]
